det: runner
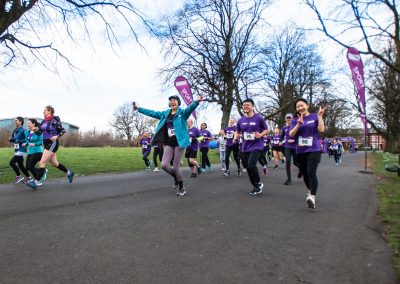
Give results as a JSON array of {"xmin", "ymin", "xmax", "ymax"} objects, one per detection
[
  {"xmin": 238, "ymin": 134, "xmax": 247, "ymax": 174},
  {"xmin": 24, "ymin": 119, "xmax": 43, "ymax": 182},
  {"xmin": 331, "ymin": 138, "xmax": 343, "ymax": 166},
  {"xmin": 258, "ymin": 134, "xmax": 269, "ymax": 176},
  {"xmin": 217, "ymin": 130, "xmax": 227, "ymax": 172},
  {"xmin": 26, "ymin": 106, "xmax": 75, "ymax": 190},
  {"xmin": 8, "ymin": 117, "xmax": 30, "ymax": 183},
  {"xmin": 271, "ymin": 127, "xmax": 284, "ymax": 169},
  {"xmin": 223, "ymin": 118, "xmax": 242, "ymax": 177},
  {"xmin": 199, "ymin": 123, "xmax": 213, "ymax": 172},
  {"xmin": 186, "ymin": 119, "xmax": 202, "ymax": 177},
  {"xmin": 281, "ymin": 113, "xmax": 301, "ymax": 185},
  {"xmin": 289, "ymin": 98, "xmax": 326, "ymax": 209},
  {"xmin": 139, "ymin": 131, "xmax": 152, "ymax": 171},
  {"xmin": 133, "ymin": 95, "xmax": 203, "ymax": 196},
  {"xmin": 152, "ymin": 143, "xmax": 164, "ymax": 172},
  {"xmin": 233, "ymin": 98, "xmax": 269, "ymax": 195}
]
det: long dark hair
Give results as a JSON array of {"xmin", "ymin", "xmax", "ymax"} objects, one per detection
[{"xmin": 293, "ymin": 98, "xmax": 309, "ymax": 117}]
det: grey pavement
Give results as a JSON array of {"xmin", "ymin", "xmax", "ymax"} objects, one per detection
[{"xmin": 0, "ymin": 153, "xmax": 398, "ymax": 284}]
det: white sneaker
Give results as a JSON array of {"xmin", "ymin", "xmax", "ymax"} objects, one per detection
[
  {"xmin": 220, "ymin": 168, "xmax": 226, "ymax": 172},
  {"xmin": 14, "ymin": 176, "xmax": 25, "ymax": 184},
  {"xmin": 242, "ymin": 168, "xmax": 247, "ymax": 173},
  {"xmin": 153, "ymin": 167, "xmax": 159, "ymax": 172},
  {"xmin": 306, "ymin": 195, "xmax": 316, "ymax": 209}
]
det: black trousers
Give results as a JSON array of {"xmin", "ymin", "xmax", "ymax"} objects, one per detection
[
  {"xmin": 153, "ymin": 147, "xmax": 164, "ymax": 168},
  {"xmin": 143, "ymin": 151, "xmax": 151, "ymax": 167},
  {"xmin": 225, "ymin": 144, "xmax": 240, "ymax": 170},
  {"xmin": 26, "ymin": 152, "xmax": 43, "ymax": 180},
  {"xmin": 201, "ymin": 147, "xmax": 210, "ymax": 168},
  {"xmin": 241, "ymin": 150, "xmax": 262, "ymax": 187},
  {"xmin": 284, "ymin": 147, "xmax": 300, "ymax": 180},
  {"xmin": 10, "ymin": 155, "xmax": 30, "ymax": 177},
  {"xmin": 297, "ymin": 152, "xmax": 321, "ymax": 195}
]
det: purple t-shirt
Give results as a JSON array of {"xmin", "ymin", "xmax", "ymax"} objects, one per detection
[
  {"xmin": 271, "ymin": 134, "xmax": 281, "ymax": 147},
  {"xmin": 199, "ymin": 129, "xmax": 212, "ymax": 148},
  {"xmin": 225, "ymin": 126, "xmax": 236, "ymax": 147},
  {"xmin": 290, "ymin": 113, "xmax": 321, "ymax": 154},
  {"xmin": 263, "ymin": 136, "xmax": 271, "ymax": 148},
  {"xmin": 41, "ymin": 120, "xmax": 57, "ymax": 140},
  {"xmin": 140, "ymin": 137, "xmax": 152, "ymax": 153},
  {"xmin": 188, "ymin": 127, "xmax": 200, "ymax": 151},
  {"xmin": 236, "ymin": 114, "xmax": 268, "ymax": 152},
  {"xmin": 281, "ymin": 124, "xmax": 296, "ymax": 149}
]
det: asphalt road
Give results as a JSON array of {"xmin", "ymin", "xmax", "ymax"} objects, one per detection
[{"xmin": 0, "ymin": 153, "xmax": 398, "ymax": 284}]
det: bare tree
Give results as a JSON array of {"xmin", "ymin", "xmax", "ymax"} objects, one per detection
[
  {"xmin": 0, "ymin": 0, "xmax": 152, "ymax": 71},
  {"xmin": 305, "ymin": 0, "xmax": 400, "ymax": 73},
  {"xmin": 259, "ymin": 26, "xmax": 330, "ymax": 127},
  {"xmin": 156, "ymin": 0, "xmax": 271, "ymax": 129},
  {"xmin": 109, "ymin": 102, "xmax": 157, "ymax": 143}
]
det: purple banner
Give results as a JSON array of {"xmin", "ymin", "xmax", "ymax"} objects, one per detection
[
  {"xmin": 174, "ymin": 76, "xmax": 197, "ymax": 120},
  {"xmin": 347, "ymin": 47, "xmax": 368, "ymax": 134}
]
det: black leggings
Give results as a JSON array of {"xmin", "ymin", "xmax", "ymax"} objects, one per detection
[
  {"xmin": 241, "ymin": 150, "xmax": 262, "ymax": 186},
  {"xmin": 258, "ymin": 148, "xmax": 268, "ymax": 167},
  {"xmin": 201, "ymin": 147, "xmax": 210, "ymax": 168},
  {"xmin": 284, "ymin": 147, "xmax": 300, "ymax": 180},
  {"xmin": 333, "ymin": 151, "xmax": 340, "ymax": 164},
  {"xmin": 153, "ymin": 147, "xmax": 163, "ymax": 168},
  {"xmin": 10, "ymin": 155, "xmax": 30, "ymax": 177},
  {"xmin": 143, "ymin": 151, "xmax": 151, "ymax": 167},
  {"xmin": 297, "ymin": 152, "xmax": 321, "ymax": 196},
  {"xmin": 26, "ymin": 153, "xmax": 43, "ymax": 180},
  {"xmin": 225, "ymin": 144, "xmax": 240, "ymax": 170}
]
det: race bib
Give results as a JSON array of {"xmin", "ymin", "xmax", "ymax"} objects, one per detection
[
  {"xmin": 244, "ymin": 132, "xmax": 255, "ymax": 141},
  {"xmin": 189, "ymin": 137, "xmax": 193, "ymax": 143},
  {"xmin": 220, "ymin": 145, "xmax": 226, "ymax": 151},
  {"xmin": 168, "ymin": 128, "xmax": 175, "ymax": 137},
  {"xmin": 273, "ymin": 140, "xmax": 279, "ymax": 145},
  {"xmin": 264, "ymin": 143, "xmax": 267, "ymax": 146},
  {"xmin": 298, "ymin": 136, "xmax": 313, "ymax": 147},
  {"xmin": 226, "ymin": 133, "xmax": 234, "ymax": 139},
  {"xmin": 142, "ymin": 144, "xmax": 148, "ymax": 149},
  {"xmin": 14, "ymin": 143, "xmax": 19, "ymax": 150}
]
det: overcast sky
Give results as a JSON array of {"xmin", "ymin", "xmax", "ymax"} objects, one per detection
[{"xmin": 0, "ymin": 0, "xmax": 351, "ymax": 133}]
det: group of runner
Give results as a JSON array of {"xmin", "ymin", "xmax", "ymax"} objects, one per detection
[
  {"xmin": 135, "ymin": 95, "xmax": 327, "ymax": 209},
  {"xmin": 8, "ymin": 106, "xmax": 74, "ymax": 190}
]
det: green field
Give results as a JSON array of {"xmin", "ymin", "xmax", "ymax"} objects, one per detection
[
  {"xmin": 371, "ymin": 152, "xmax": 400, "ymax": 278},
  {"xmin": 0, "ymin": 147, "xmax": 221, "ymax": 184}
]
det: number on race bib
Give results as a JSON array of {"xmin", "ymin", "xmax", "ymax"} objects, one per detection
[
  {"xmin": 244, "ymin": 132, "xmax": 255, "ymax": 141},
  {"xmin": 168, "ymin": 128, "xmax": 175, "ymax": 137},
  {"xmin": 142, "ymin": 145, "xmax": 148, "ymax": 149},
  {"xmin": 14, "ymin": 144, "xmax": 19, "ymax": 150},
  {"xmin": 226, "ymin": 133, "xmax": 234, "ymax": 139},
  {"xmin": 298, "ymin": 136, "xmax": 313, "ymax": 147}
]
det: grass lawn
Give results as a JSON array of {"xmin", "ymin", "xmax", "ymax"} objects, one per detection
[
  {"xmin": 0, "ymin": 147, "xmax": 221, "ymax": 184},
  {"xmin": 371, "ymin": 152, "xmax": 400, "ymax": 278}
]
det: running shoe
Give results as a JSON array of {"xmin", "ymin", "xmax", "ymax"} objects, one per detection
[
  {"xmin": 306, "ymin": 194, "xmax": 316, "ymax": 209},
  {"xmin": 197, "ymin": 167, "xmax": 202, "ymax": 175},
  {"xmin": 242, "ymin": 168, "xmax": 247, "ymax": 173},
  {"xmin": 190, "ymin": 173, "xmax": 197, "ymax": 178},
  {"xmin": 237, "ymin": 169, "xmax": 242, "ymax": 176},
  {"xmin": 201, "ymin": 168, "xmax": 206, "ymax": 173},
  {"xmin": 23, "ymin": 177, "xmax": 34, "ymax": 184},
  {"xmin": 253, "ymin": 182, "xmax": 264, "ymax": 195},
  {"xmin": 41, "ymin": 169, "xmax": 48, "ymax": 182},
  {"xmin": 208, "ymin": 165, "xmax": 212, "ymax": 171},
  {"xmin": 274, "ymin": 164, "xmax": 278, "ymax": 169},
  {"xmin": 14, "ymin": 176, "xmax": 25, "ymax": 184},
  {"xmin": 223, "ymin": 170, "xmax": 230, "ymax": 177},
  {"xmin": 67, "ymin": 171, "xmax": 75, "ymax": 184},
  {"xmin": 36, "ymin": 181, "xmax": 43, "ymax": 186},
  {"xmin": 146, "ymin": 166, "xmax": 151, "ymax": 171},
  {"xmin": 284, "ymin": 179, "xmax": 292, "ymax": 185},
  {"xmin": 153, "ymin": 167, "xmax": 159, "ymax": 172},
  {"xmin": 263, "ymin": 166, "xmax": 268, "ymax": 176},
  {"xmin": 249, "ymin": 188, "xmax": 256, "ymax": 195},
  {"xmin": 26, "ymin": 180, "xmax": 38, "ymax": 190},
  {"xmin": 220, "ymin": 168, "xmax": 226, "ymax": 172},
  {"xmin": 176, "ymin": 187, "xmax": 187, "ymax": 197}
]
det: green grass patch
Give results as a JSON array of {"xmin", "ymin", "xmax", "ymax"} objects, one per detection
[
  {"xmin": 371, "ymin": 152, "xmax": 400, "ymax": 278},
  {"xmin": 0, "ymin": 147, "xmax": 221, "ymax": 184}
]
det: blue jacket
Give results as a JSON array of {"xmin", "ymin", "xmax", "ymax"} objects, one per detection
[
  {"xmin": 25, "ymin": 130, "xmax": 44, "ymax": 155},
  {"xmin": 138, "ymin": 101, "xmax": 199, "ymax": 149},
  {"xmin": 9, "ymin": 127, "xmax": 27, "ymax": 153}
]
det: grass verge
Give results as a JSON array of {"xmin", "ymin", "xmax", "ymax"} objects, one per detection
[
  {"xmin": 0, "ymin": 147, "xmax": 221, "ymax": 184},
  {"xmin": 371, "ymin": 152, "xmax": 400, "ymax": 278}
]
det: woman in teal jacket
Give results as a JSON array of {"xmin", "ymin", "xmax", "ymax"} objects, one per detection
[
  {"xmin": 133, "ymin": 95, "xmax": 203, "ymax": 196},
  {"xmin": 8, "ymin": 116, "xmax": 30, "ymax": 183},
  {"xmin": 23, "ymin": 119, "xmax": 44, "ymax": 182}
]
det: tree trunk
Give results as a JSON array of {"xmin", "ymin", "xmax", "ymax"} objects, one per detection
[
  {"xmin": 384, "ymin": 132, "xmax": 400, "ymax": 153},
  {"xmin": 220, "ymin": 101, "xmax": 233, "ymax": 130}
]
